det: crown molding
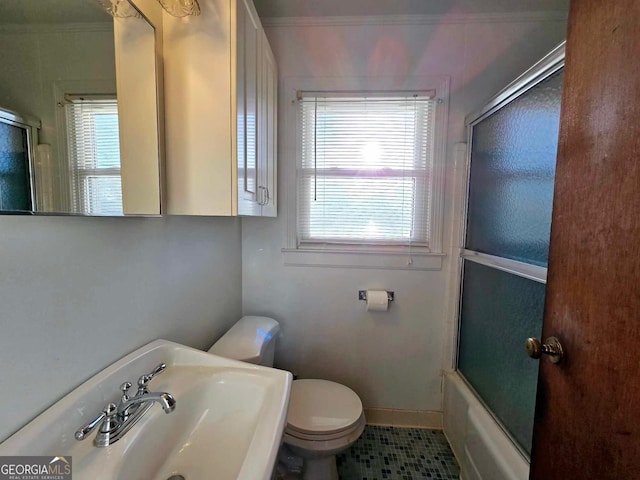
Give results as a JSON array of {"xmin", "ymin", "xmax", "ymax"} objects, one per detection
[
  {"xmin": 261, "ymin": 11, "xmax": 568, "ymax": 28},
  {"xmin": 0, "ymin": 22, "xmax": 112, "ymax": 34}
]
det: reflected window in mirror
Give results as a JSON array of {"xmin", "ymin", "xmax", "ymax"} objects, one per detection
[
  {"xmin": 0, "ymin": 0, "xmax": 162, "ymax": 216},
  {"xmin": 64, "ymin": 95, "xmax": 123, "ymax": 216}
]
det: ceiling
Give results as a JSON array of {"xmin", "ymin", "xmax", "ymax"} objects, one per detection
[
  {"xmin": 252, "ymin": 0, "xmax": 569, "ymax": 18},
  {"xmin": 0, "ymin": 0, "xmax": 110, "ymax": 25},
  {"xmin": 0, "ymin": 0, "xmax": 570, "ymax": 25}
]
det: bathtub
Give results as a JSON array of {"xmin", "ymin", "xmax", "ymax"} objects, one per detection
[{"xmin": 443, "ymin": 371, "xmax": 530, "ymax": 480}]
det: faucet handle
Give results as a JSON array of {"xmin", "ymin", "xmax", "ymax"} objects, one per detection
[
  {"xmin": 75, "ymin": 402, "xmax": 117, "ymax": 441},
  {"xmin": 147, "ymin": 363, "xmax": 167, "ymax": 378},
  {"xmin": 137, "ymin": 363, "xmax": 167, "ymax": 395},
  {"xmin": 119, "ymin": 382, "xmax": 133, "ymax": 403}
]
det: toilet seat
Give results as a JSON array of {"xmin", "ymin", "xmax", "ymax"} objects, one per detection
[
  {"xmin": 285, "ymin": 379, "xmax": 364, "ymax": 441},
  {"xmin": 285, "ymin": 411, "xmax": 366, "ymax": 442}
]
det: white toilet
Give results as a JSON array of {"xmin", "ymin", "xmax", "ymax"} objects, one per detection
[{"xmin": 208, "ymin": 316, "xmax": 366, "ymax": 480}]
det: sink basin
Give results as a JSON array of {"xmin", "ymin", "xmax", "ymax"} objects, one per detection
[{"xmin": 0, "ymin": 340, "xmax": 292, "ymax": 480}]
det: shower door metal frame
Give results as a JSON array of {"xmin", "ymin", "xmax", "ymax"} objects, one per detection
[
  {"xmin": 448, "ymin": 41, "xmax": 566, "ymax": 460},
  {"xmin": 0, "ymin": 107, "xmax": 41, "ymax": 211}
]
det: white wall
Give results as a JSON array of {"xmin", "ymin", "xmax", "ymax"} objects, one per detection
[
  {"xmin": 242, "ymin": 14, "xmax": 567, "ymax": 415},
  {"xmin": 0, "ymin": 215, "xmax": 242, "ymax": 441}
]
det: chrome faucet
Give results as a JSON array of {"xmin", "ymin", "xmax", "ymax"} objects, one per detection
[
  {"xmin": 75, "ymin": 363, "xmax": 176, "ymax": 447},
  {"xmin": 118, "ymin": 391, "xmax": 176, "ymax": 417}
]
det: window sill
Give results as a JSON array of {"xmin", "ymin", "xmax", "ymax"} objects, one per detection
[{"xmin": 281, "ymin": 248, "xmax": 445, "ymax": 270}]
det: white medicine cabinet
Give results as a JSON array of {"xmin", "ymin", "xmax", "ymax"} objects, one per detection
[{"xmin": 163, "ymin": 0, "xmax": 277, "ymax": 217}]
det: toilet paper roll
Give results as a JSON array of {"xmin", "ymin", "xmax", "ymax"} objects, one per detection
[{"xmin": 366, "ymin": 290, "xmax": 389, "ymax": 312}]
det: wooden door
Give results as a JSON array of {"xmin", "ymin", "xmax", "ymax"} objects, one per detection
[{"xmin": 530, "ymin": 0, "xmax": 640, "ymax": 478}]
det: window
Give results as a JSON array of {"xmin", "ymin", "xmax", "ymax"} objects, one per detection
[
  {"xmin": 283, "ymin": 78, "xmax": 449, "ymax": 270},
  {"xmin": 64, "ymin": 95, "xmax": 123, "ymax": 216},
  {"xmin": 297, "ymin": 94, "xmax": 436, "ymax": 248}
]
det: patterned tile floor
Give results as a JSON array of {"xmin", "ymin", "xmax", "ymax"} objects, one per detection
[{"xmin": 337, "ymin": 426, "xmax": 460, "ymax": 480}]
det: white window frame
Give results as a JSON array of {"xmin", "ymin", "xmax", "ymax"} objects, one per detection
[
  {"xmin": 282, "ymin": 76, "xmax": 450, "ymax": 270},
  {"xmin": 54, "ymin": 79, "xmax": 117, "ymax": 213},
  {"xmin": 64, "ymin": 94, "xmax": 122, "ymax": 215}
]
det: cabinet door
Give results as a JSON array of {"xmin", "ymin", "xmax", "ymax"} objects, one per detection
[
  {"xmin": 259, "ymin": 29, "xmax": 277, "ymax": 217},
  {"xmin": 237, "ymin": 0, "xmax": 261, "ymax": 215}
]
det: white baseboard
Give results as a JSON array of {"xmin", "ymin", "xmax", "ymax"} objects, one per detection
[{"xmin": 364, "ymin": 408, "xmax": 443, "ymax": 429}]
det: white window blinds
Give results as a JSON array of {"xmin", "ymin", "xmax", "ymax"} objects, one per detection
[
  {"xmin": 297, "ymin": 94, "xmax": 437, "ymax": 247},
  {"xmin": 64, "ymin": 96, "xmax": 123, "ymax": 216}
]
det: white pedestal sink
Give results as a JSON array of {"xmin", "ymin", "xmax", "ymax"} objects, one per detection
[{"xmin": 0, "ymin": 340, "xmax": 292, "ymax": 480}]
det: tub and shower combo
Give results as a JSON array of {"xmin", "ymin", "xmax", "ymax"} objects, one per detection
[{"xmin": 444, "ymin": 43, "xmax": 565, "ymax": 480}]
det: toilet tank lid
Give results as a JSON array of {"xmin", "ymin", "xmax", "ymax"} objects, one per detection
[{"xmin": 208, "ymin": 316, "xmax": 280, "ymax": 362}]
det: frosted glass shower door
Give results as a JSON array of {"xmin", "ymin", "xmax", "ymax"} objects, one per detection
[
  {"xmin": 466, "ymin": 72, "xmax": 562, "ymax": 267},
  {"xmin": 457, "ymin": 62, "xmax": 563, "ymax": 455}
]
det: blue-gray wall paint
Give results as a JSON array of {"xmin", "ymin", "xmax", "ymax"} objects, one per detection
[{"xmin": 0, "ymin": 215, "xmax": 242, "ymax": 441}]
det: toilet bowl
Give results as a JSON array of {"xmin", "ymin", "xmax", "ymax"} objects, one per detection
[
  {"xmin": 208, "ymin": 316, "xmax": 366, "ymax": 480},
  {"xmin": 283, "ymin": 379, "xmax": 366, "ymax": 480}
]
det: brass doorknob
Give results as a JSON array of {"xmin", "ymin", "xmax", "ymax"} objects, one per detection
[{"xmin": 525, "ymin": 336, "xmax": 564, "ymax": 363}]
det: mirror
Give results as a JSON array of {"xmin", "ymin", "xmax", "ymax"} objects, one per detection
[{"xmin": 0, "ymin": 0, "xmax": 162, "ymax": 216}]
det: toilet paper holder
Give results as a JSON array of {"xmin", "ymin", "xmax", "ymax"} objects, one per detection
[{"xmin": 358, "ymin": 290, "xmax": 394, "ymax": 302}]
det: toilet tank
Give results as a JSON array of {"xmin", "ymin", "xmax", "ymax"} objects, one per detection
[{"xmin": 208, "ymin": 316, "xmax": 280, "ymax": 366}]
